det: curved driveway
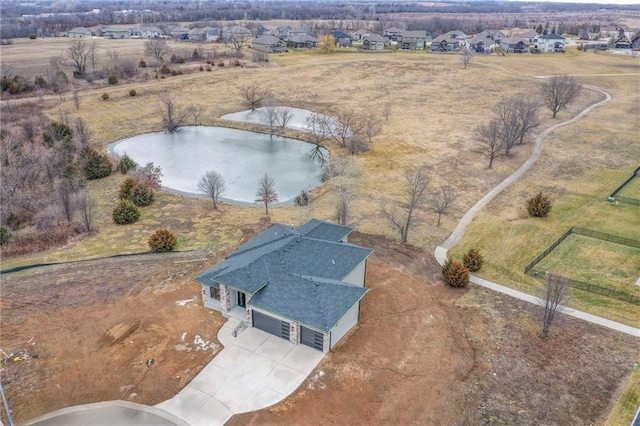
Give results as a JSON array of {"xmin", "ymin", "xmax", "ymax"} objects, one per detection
[{"xmin": 435, "ymin": 78, "xmax": 640, "ymax": 338}]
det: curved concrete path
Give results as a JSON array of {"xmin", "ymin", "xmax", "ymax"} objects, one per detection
[
  {"xmin": 435, "ymin": 81, "xmax": 640, "ymax": 338},
  {"xmin": 155, "ymin": 318, "xmax": 324, "ymax": 426}
]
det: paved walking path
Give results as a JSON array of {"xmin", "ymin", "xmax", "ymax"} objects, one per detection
[{"xmin": 435, "ymin": 81, "xmax": 640, "ymax": 338}]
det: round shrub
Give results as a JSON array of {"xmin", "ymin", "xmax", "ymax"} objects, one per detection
[
  {"xmin": 148, "ymin": 228, "xmax": 177, "ymax": 252},
  {"xmin": 0, "ymin": 226, "xmax": 11, "ymax": 246},
  {"xmin": 129, "ymin": 89, "xmax": 137, "ymax": 97},
  {"xmin": 462, "ymin": 248, "xmax": 483, "ymax": 272},
  {"xmin": 138, "ymin": 59, "xmax": 147, "ymax": 68},
  {"xmin": 526, "ymin": 192, "xmax": 552, "ymax": 217},
  {"xmin": 130, "ymin": 185, "xmax": 155, "ymax": 207},
  {"xmin": 82, "ymin": 147, "xmax": 112, "ymax": 180},
  {"xmin": 118, "ymin": 155, "xmax": 137, "ymax": 174},
  {"xmin": 101, "ymin": 92, "xmax": 109, "ymax": 101},
  {"xmin": 112, "ymin": 199, "xmax": 141, "ymax": 225},
  {"xmin": 441, "ymin": 259, "xmax": 469, "ymax": 288},
  {"xmin": 294, "ymin": 190, "xmax": 310, "ymax": 207},
  {"xmin": 108, "ymin": 75, "xmax": 118, "ymax": 85},
  {"xmin": 119, "ymin": 177, "xmax": 137, "ymax": 200},
  {"xmin": 29, "ymin": 34, "xmax": 36, "ymax": 40}
]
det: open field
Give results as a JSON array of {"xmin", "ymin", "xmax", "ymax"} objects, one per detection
[{"xmin": 534, "ymin": 233, "xmax": 640, "ymax": 293}]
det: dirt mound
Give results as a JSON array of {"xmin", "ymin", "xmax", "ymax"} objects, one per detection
[{"xmin": 101, "ymin": 320, "xmax": 141, "ymax": 346}]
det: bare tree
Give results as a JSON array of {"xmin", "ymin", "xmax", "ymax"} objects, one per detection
[
  {"xmin": 328, "ymin": 157, "xmax": 362, "ymax": 225},
  {"xmin": 226, "ymin": 31, "xmax": 252, "ymax": 52},
  {"xmin": 429, "ymin": 179, "xmax": 457, "ymax": 227},
  {"xmin": 327, "ymin": 110, "xmax": 362, "ymax": 148},
  {"xmin": 540, "ymin": 273, "xmax": 570, "ymax": 337},
  {"xmin": 72, "ymin": 89, "xmax": 80, "ymax": 110},
  {"xmin": 160, "ymin": 98, "xmax": 191, "ymax": 132},
  {"xmin": 191, "ymin": 105, "xmax": 204, "ymax": 126},
  {"xmin": 362, "ymin": 114, "xmax": 381, "ymax": 145},
  {"xmin": 145, "ymin": 38, "xmax": 171, "ymax": 66},
  {"xmin": 514, "ymin": 97, "xmax": 541, "ymax": 145},
  {"xmin": 261, "ymin": 96, "xmax": 279, "ymax": 138},
  {"xmin": 306, "ymin": 113, "xmax": 330, "ymax": 164},
  {"xmin": 74, "ymin": 189, "xmax": 95, "ymax": 232},
  {"xmin": 493, "ymin": 97, "xmax": 521, "ymax": 156},
  {"xmin": 241, "ymin": 84, "xmax": 265, "ymax": 111},
  {"xmin": 74, "ymin": 117, "xmax": 92, "ymax": 146},
  {"xmin": 380, "ymin": 166, "xmax": 430, "ymax": 243},
  {"xmin": 58, "ymin": 182, "xmax": 74, "ymax": 224},
  {"xmin": 198, "ymin": 170, "xmax": 227, "ymax": 209},
  {"xmin": 382, "ymin": 102, "xmax": 392, "ymax": 122},
  {"xmin": 460, "ymin": 47, "xmax": 474, "ymax": 69},
  {"xmin": 63, "ymin": 39, "xmax": 96, "ymax": 77},
  {"xmin": 541, "ymin": 75, "xmax": 582, "ymax": 118},
  {"xmin": 256, "ymin": 173, "xmax": 278, "ymax": 215},
  {"xmin": 131, "ymin": 162, "xmax": 163, "ymax": 190},
  {"xmin": 277, "ymin": 106, "xmax": 294, "ymax": 130},
  {"xmin": 475, "ymin": 119, "xmax": 505, "ymax": 169}
]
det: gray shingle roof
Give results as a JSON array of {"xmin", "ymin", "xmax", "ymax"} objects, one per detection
[{"xmin": 195, "ymin": 219, "xmax": 372, "ymax": 332}]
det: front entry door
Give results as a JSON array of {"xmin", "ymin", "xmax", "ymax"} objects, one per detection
[{"xmin": 237, "ymin": 291, "xmax": 246, "ymax": 308}]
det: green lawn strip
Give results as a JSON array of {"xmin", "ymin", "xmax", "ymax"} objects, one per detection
[
  {"xmin": 606, "ymin": 369, "xmax": 640, "ymax": 426},
  {"xmin": 534, "ymin": 234, "xmax": 640, "ymax": 293},
  {"xmin": 616, "ymin": 176, "xmax": 640, "ymax": 201}
]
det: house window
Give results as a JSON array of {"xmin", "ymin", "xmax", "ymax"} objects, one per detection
[{"xmin": 210, "ymin": 287, "xmax": 220, "ymax": 300}]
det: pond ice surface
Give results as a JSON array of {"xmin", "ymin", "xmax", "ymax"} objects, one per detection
[
  {"xmin": 109, "ymin": 126, "xmax": 327, "ymax": 205},
  {"xmin": 221, "ymin": 107, "xmax": 334, "ymax": 132}
]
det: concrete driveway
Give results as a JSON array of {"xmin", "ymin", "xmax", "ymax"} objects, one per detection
[{"xmin": 156, "ymin": 318, "xmax": 325, "ymax": 425}]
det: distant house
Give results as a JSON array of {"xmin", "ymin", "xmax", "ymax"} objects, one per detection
[
  {"xmin": 225, "ymin": 26, "xmax": 252, "ymax": 42},
  {"xmin": 287, "ymin": 34, "xmax": 318, "ymax": 49},
  {"xmin": 102, "ymin": 27, "xmax": 134, "ymax": 39},
  {"xmin": 399, "ymin": 30, "xmax": 428, "ymax": 50},
  {"xmin": 140, "ymin": 26, "xmax": 162, "ymax": 39},
  {"xmin": 206, "ymin": 28, "xmax": 221, "ymax": 42},
  {"xmin": 632, "ymin": 35, "xmax": 640, "ymax": 49},
  {"xmin": 532, "ymin": 33, "xmax": 565, "ymax": 52},
  {"xmin": 614, "ymin": 35, "xmax": 632, "ymax": 49},
  {"xmin": 332, "ymin": 31, "xmax": 352, "ymax": 47},
  {"xmin": 170, "ymin": 27, "xmax": 189, "ymax": 40},
  {"xmin": 188, "ymin": 28, "xmax": 207, "ymax": 41},
  {"xmin": 196, "ymin": 219, "xmax": 373, "ymax": 353},
  {"xmin": 68, "ymin": 27, "xmax": 92, "ymax": 38},
  {"xmin": 252, "ymin": 34, "xmax": 286, "ymax": 53},
  {"xmin": 272, "ymin": 26, "xmax": 293, "ymax": 40},
  {"xmin": 351, "ymin": 29, "xmax": 369, "ymax": 41},
  {"xmin": 519, "ymin": 30, "xmax": 539, "ymax": 41},
  {"xmin": 383, "ymin": 27, "xmax": 403, "ymax": 42},
  {"xmin": 362, "ymin": 34, "xmax": 386, "ymax": 50},
  {"xmin": 431, "ymin": 30, "xmax": 467, "ymax": 52},
  {"xmin": 499, "ymin": 36, "xmax": 530, "ymax": 53},
  {"xmin": 468, "ymin": 30, "xmax": 504, "ymax": 53}
]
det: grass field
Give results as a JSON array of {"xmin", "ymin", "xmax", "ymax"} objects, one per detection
[{"xmin": 533, "ymin": 233, "xmax": 640, "ymax": 294}]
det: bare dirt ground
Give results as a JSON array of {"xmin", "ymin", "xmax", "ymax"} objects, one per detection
[{"xmin": 1, "ymin": 232, "xmax": 637, "ymax": 425}]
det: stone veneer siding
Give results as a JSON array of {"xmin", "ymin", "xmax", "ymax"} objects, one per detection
[
  {"xmin": 322, "ymin": 333, "xmax": 330, "ymax": 353},
  {"xmin": 289, "ymin": 322, "xmax": 299, "ymax": 344},
  {"xmin": 219, "ymin": 284, "xmax": 231, "ymax": 313}
]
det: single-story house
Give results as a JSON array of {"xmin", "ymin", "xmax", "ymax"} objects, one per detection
[
  {"xmin": 332, "ymin": 31, "xmax": 352, "ymax": 47},
  {"xmin": 399, "ymin": 30, "xmax": 428, "ymax": 50},
  {"xmin": 500, "ymin": 36, "xmax": 530, "ymax": 53},
  {"xmin": 362, "ymin": 34, "xmax": 386, "ymax": 50},
  {"xmin": 287, "ymin": 34, "xmax": 318, "ymax": 49},
  {"xmin": 68, "ymin": 27, "xmax": 92, "ymax": 38},
  {"xmin": 614, "ymin": 34, "xmax": 632, "ymax": 49},
  {"xmin": 196, "ymin": 219, "xmax": 373, "ymax": 352},
  {"xmin": 431, "ymin": 30, "xmax": 467, "ymax": 52},
  {"xmin": 102, "ymin": 27, "xmax": 134, "ymax": 39},
  {"xmin": 532, "ymin": 33, "xmax": 565, "ymax": 52},
  {"xmin": 383, "ymin": 27, "xmax": 403, "ymax": 42},
  {"xmin": 170, "ymin": 27, "xmax": 190, "ymax": 40},
  {"xmin": 252, "ymin": 34, "xmax": 286, "ymax": 53},
  {"xmin": 188, "ymin": 28, "xmax": 207, "ymax": 41}
]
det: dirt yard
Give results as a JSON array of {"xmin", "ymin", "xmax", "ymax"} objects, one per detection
[{"xmin": 1, "ymin": 232, "xmax": 637, "ymax": 425}]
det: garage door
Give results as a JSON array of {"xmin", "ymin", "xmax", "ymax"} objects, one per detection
[
  {"xmin": 252, "ymin": 310, "xmax": 290, "ymax": 340},
  {"xmin": 300, "ymin": 326, "xmax": 324, "ymax": 351}
]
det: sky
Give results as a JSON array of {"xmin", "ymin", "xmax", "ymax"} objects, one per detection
[{"xmin": 506, "ymin": 0, "xmax": 639, "ymax": 4}]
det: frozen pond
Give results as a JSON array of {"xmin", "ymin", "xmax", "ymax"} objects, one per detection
[
  {"xmin": 109, "ymin": 127, "xmax": 327, "ymax": 205},
  {"xmin": 221, "ymin": 107, "xmax": 334, "ymax": 133}
]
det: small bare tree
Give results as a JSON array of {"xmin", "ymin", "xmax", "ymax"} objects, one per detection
[
  {"xmin": 256, "ymin": 173, "xmax": 278, "ymax": 214},
  {"xmin": 328, "ymin": 157, "xmax": 362, "ymax": 225},
  {"xmin": 74, "ymin": 189, "xmax": 95, "ymax": 232},
  {"xmin": 63, "ymin": 39, "xmax": 96, "ymax": 77},
  {"xmin": 494, "ymin": 97, "xmax": 521, "ymax": 156},
  {"xmin": 241, "ymin": 85, "xmax": 265, "ymax": 110},
  {"xmin": 514, "ymin": 97, "xmax": 541, "ymax": 145},
  {"xmin": 160, "ymin": 98, "xmax": 191, "ymax": 132},
  {"xmin": 541, "ymin": 75, "xmax": 582, "ymax": 118},
  {"xmin": 198, "ymin": 170, "xmax": 227, "ymax": 209},
  {"xmin": 327, "ymin": 110, "xmax": 362, "ymax": 148},
  {"xmin": 429, "ymin": 179, "xmax": 457, "ymax": 226},
  {"xmin": 475, "ymin": 119, "xmax": 505, "ymax": 169},
  {"xmin": 74, "ymin": 117, "xmax": 92, "ymax": 146},
  {"xmin": 226, "ymin": 31, "xmax": 252, "ymax": 52},
  {"xmin": 540, "ymin": 273, "xmax": 570, "ymax": 337},
  {"xmin": 362, "ymin": 114, "xmax": 381, "ymax": 145},
  {"xmin": 145, "ymin": 38, "xmax": 171, "ymax": 66},
  {"xmin": 58, "ymin": 182, "xmax": 74, "ymax": 224},
  {"xmin": 380, "ymin": 166, "xmax": 430, "ymax": 243},
  {"xmin": 191, "ymin": 105, "xmax": 204, "ymax": 126},
  {"xmin": 460, "ymin": 48, "xmax": 473, "ymax": 69},
  {"xmin": 131, "ymin": 162, "xmax": 163, "ymax": 190},
  {"xmin": 277, "ymin": 106, "xmax": 294, "ymax": 130},
  {"xmin": 306, "ymin": 113, "xmax": 330, "ymax": 164},
  {"xmin": 72, "ymin": 89, "xmax": 80, "ymax": 110},
  {"xmin": 261, "ymin": 96, "xmax": 279, "ymax": 137},
  {"xmin": 382, "ymin": 102, "xmax": 392, "ymax": 122}
]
